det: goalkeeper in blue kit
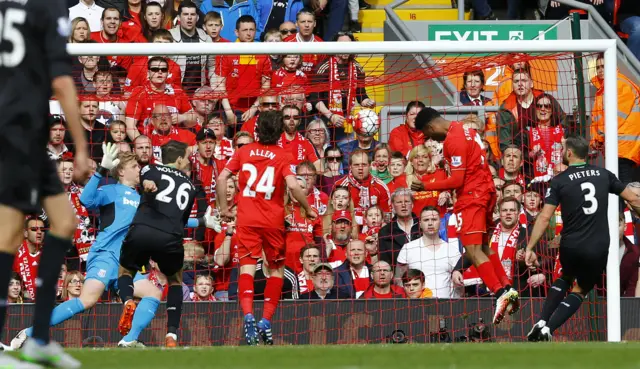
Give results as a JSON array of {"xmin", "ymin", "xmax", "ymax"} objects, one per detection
[{"xmin": 9, "ymin": 144, "xmax": 220, "ymax": 349}]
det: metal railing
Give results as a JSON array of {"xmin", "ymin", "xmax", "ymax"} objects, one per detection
[{"xmin": 554, "ymin": 0, "xmax": 640, "ymax": 80}]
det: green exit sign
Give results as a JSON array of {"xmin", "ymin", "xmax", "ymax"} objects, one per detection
[{"xmin": 427, "ymin": 24, "xmax": 558, "ymax": 42}]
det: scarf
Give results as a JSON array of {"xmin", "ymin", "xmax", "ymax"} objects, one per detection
[
  {"xmin": 350, "ymin": 266, "xmax": 370, "ymax": 298},
  {"xmin": 15, "ymin": 241, "xmax": 39, "ymax": 299},
  {"xmin": 498, "ymin": 168, "xmax": 526, "ymax": 187},
  {"xmin": 529, "ymin": 125, "xmax": 564, "ymax": 179},
  {"xmin": 190, "ymin": 154, "xmax": 219, "ymax": 203},
  {"xmin": 344, "ymin": 172, "xmax": 376, "ymax": 209},
  {"xmin": 191, "ymin": 293, "xmax": 216, "ymax": 301},
  {"xmin": 298, "ymin": 271, "xmax": 313, "ymax": 294},
  {"xmin": 463, "ymin": 223, "xmax": 520, "ymax": 285},
  {"xmin": 69, "ymin": 184, "xmax": 94, "ymax": 261},
  {"xmin": 371, "ymin": 168, "xmax": 393, "ymax": 184},
  {"xmin": 311, "ymin": 187, "xmax": 327, "ymax": 215},
  {"xmin": 328, "ymin": 57, "xmax": 357, "ymax": 119}
]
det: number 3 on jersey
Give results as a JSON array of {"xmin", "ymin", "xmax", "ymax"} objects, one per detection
[
  {"xmin": 242, "ymin": 163, "xmax": 276, "ymax": 200},
  {"xmin": 581, "ymin": 182, "xmax": 598, "ymax": 214}
]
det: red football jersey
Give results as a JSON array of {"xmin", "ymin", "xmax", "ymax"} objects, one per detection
[
  {"xmin": 90, "ymin": 31, "xmax": 134, "ymax": 69},
  {"xmin": 148, "ymin": 128, "xmax": 196, "ymax": 162},
  {"xmin": 285, "ymin": 204, "xmax": 323, "ymax": 273},
  {"xmin": 125, "ymin": 85, "xmax": 192, "ymax": 132},
  {"xmin": 278, "ymin": 132, "xmax": 318, "ymax": 165},
  {"xmin": 125, "ymin": 57, "xmax": 183, "ymax": 92},
  {"xmin": 240, "ymin": 115, "xmax": 258, "ymax": 141},
  {"xmin": 220, "ymin": 54, "xmax": 270, "ymax": 109},
  {"xmin": 120, "ymin": 14, "xmax": 146, "ymax": 43},
  {"xmin": 213, "ymin": 223, "xmax": 238, "ymax": 292},
  {"xmin": 271, "ymin": 68, "xmax": 308, "ymax": 92},
  {"xmin": 284, "ymin": 34, "xmax": 324, "ymax": 74},
  {"xmin": 13, "ymin": 241, "xmax": 40, "ymax": 299},
  {"xmin": 224, "ymin": 143, "xmax": 295, "ymax": 229},
  {"xmin": 443, "ymin": 121, "xmax": 495, "ymax": 203},
  {"xmin": 333, "ymin": 175, "xmax": 391, "ymax": 225}
]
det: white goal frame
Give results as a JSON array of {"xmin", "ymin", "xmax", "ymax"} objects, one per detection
[{"xmin": 69, "ymin": 39, "xmax": 621, "ymax": 342}]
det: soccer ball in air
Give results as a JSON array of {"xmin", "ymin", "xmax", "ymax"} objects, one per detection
[{"xmin": 354, "ymin": 108, "xmax": 380, "ymax": 137}]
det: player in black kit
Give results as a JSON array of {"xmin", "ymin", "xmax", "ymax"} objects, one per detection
[
  {"xmin": 0, "ymin": 0, "xmax": 89, "ymax": 368},
  {"xmin": 116, "ymin": 140, "xmax": 219, "ymax": 348},
  {"xmin": 525, "ymin": 135, "xmax": 640, "ymax": 342}
]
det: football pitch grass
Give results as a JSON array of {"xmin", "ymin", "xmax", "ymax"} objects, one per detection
[{"xmin": 18, "ymin": 342, "xmax": 640, "ymax": 369}]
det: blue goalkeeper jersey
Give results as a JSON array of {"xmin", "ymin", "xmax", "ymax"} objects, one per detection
[{"xmin": 80, "ymin": 173, "xmax": 140, "ymax": 259}]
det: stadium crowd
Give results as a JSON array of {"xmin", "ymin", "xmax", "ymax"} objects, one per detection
[{"xmin": 8, "ymin": 0, "xmax": 640, "ymax": 307}]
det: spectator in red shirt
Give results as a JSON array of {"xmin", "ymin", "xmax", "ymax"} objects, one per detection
[
  {"xmin": 205, "ymin": 114, "xmax": 235, "ymax": 162},
  {"xmin": 120, "ymin": 0, "xmax": 147, "ymax": 43},
  {"xmin": 361, "ymin": 260, "xmax": 406, "ymax": 299},
  {"xmin": 13, "ymin": 217, "xmax": 44, "ymax": 300},
  {"xmin": 284, "ymin": 177, "xmax": 323, "ymax": 273},
  {"xmin": 203, "ymin": 11, "xmax": 228, "ymax": 43},
  {"xmin": 297, "ymin": 161, "xmax": 329, "ymax": 216},
  {"xmin": 146, "ymin": 104, "xmax": 197, "ymax": 162},
  {"xmin": 125, "ymin": 30, "xmax": 183, "ymax": 94},
  {"xmin": 212, "ymin": 176, "xmax": 239, "ymax": 301},
  {"xmin": 90, "ymin": 8, "xmax": 134, "ymax": 69},
  {"xmin": 499, "ymin": 145, "xmax": 526, "ymax": 186},
  {"xmin": 240, "ymin": 95, "xmax": 279, "ymax": 140},
  {"xmin": 386, "ymin": 151, "xmax": 407, "ymax": 194},
  {"xmin": 334, "ymin": 149, "xmax": 391, "ymax": 226},
  {"xmin": 279, "ymin": 105, "xmax": 320, "ymax": 168},
  {"xmin": 140, "ymin": 1, "xmax": 165, "ymax": 41},
  {"xmin": 284, "ymin": 9, "xmax": 323, "ymax": 74},
  {"xmin": 297, "ymin": 245, "xmax": 321, "ymax": 294},
  {"xmin": 133, "ymin": 134, "xmax": 153, "ymax": 165},
  {"xmin": 125, "ymin": 56, "xmax": 195, "ymax": 140},
  {"xmin": 325, "ymin": 210, "xmax": 354, "ymax": 267},
  {"xmin": 403, "ymin": 145, "xmax": 451, "ymax": 216},
  {"xmin": 388, "ymin": 100, "xmax": 426, "ymax": 157},
  {"xmin": 189, "ymin": 86, "xmax": 217, "ymax": 131},
  {"xmin": 218, "ymin": 16, "xmax": 264, "ymax": 124},
  {"xmin": 191, "ymin": 127, "xmax": 228, "ymax": 205},
  {"xmin": 270, "ymin": 55, "xmax": 308, "ymax": 94}
]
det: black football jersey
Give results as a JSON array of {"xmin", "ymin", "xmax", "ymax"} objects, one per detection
[
  {"xmin": 545, "ymin": 163, "xmax": 626, "ymax": 251},
  {"xmin": 0, "ymin": 0, "xmax": 72, "ymax": 128},
  {"xmin": 133, "ymin": 164, "xmax": 196, "ymax": 236}
]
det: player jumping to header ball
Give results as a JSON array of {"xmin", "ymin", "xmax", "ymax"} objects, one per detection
[
  {"xmin": 415, "ymin": 107, "xmax": 519, "ymax": 325},
  {"xmin": 526, "ymin": 135, "xmax": 640, "ymax": 341},
  {"xmin": 217, "ymin": 111, "xmax": 317, "ymax": 346}
]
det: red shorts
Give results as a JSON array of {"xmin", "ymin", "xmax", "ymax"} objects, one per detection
[
  {"xmin": 236, "ymin": 226, "xmax": 285, "ymax": 267},
  {"xmin": 454, "ymin": 193, "xmax": 496, "ymax": 246}
]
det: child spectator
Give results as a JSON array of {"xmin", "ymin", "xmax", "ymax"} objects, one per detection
[
  {"xmin": 190, "ymin": 274, "xmax": 216, "ymax": 301},
  {"xmin": 402, "ymin": 269, "xmax": 433, "ymax": 298},
  {"xmin": 107, "ymin": 120, "xmax": 131, "ymax": 153},
  {"xmin": 370, "ymin": 144, "xmax": 393, "ymax": 184},
  {"xmin": 203, "ymin": 11, "xmax": 228, "ymax": 42},
  {"xmin": 386, "ymin": 151, "xmax": 407, "ymax": 194}
]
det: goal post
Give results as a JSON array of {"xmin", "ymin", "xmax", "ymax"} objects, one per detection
[{"xmin": 65, "ymin": 39, "xmax": 621, "ymax": 342}]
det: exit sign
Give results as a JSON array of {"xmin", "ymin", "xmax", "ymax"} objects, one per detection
[{"xmin": 427, "ymin": 24, "xmax": 558, "ymax": 42}]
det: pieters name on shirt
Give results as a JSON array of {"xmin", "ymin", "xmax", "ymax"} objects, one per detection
[
  {"xmin": 568, "ymin": 169, "xmax": 601, "ymax": 181},
  {"xmin": 250, "ymin": 149, "xmax": 276, "ymax": 160}
]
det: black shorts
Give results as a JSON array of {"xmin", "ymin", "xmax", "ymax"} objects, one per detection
[
  {"xmin": 0, "ymin": 116, "xmax": 64, "ymax": 213},
  {"xmin": 559, "ymin": 246, "xmax": 608, "ymax": 293},
  {"xmin": 120, "ymin": 224, "xmax": 184, "ymax": 277}
]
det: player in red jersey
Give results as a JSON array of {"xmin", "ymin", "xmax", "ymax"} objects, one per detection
[
  {"xmin": 216, "ymin": 110, "xmax": 317, "ymax": 346},
  {"xmin": 415, "ymin": 107, "xmax": 519, "ymax": 325}
]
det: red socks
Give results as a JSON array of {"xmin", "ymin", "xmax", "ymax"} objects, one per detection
[
  {"xmin": 476, "ymin": 261, "xmax": 503, "ymax": 294},
  {"xmin": 488, "ymin": 252, "xmax": 511, "ymax": 288},
  {"xmin": 262, "ymin": 277, "xmax": 284, "ymax": 321},
  {"xmin": 238, "ymin": 273, "xmax": 255, "ymax": 316}
]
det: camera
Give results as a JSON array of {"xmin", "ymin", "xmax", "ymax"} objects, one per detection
[
  {"xmin": 429, "ymin": 319, "xmax": 452, "ymax": 343},
  {"xmin": 456, "ymin": 318, "xmax": 493, "ymax": 343},
  {"xmin": 386, "ymin": 329, "xmax": 408, "ymax": 344}
]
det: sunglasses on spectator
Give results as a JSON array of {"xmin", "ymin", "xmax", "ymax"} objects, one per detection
[
  {"xmin": 536, "ymin": 103, "xmax": 551, "ymax": 109},
  {"xmin": 261, "ymin": 102, "xmax": 278, "ymax": 107},
  {"xmin": 326, "ymin": 156, "xmax": 342, "ymax": 162},
  {"xmin": 283, "ymin": 115, "xmax": 300, "ymax": 120},
  {"xmin": 280, "ymin": 28, "xmax": 297, "ymax": 35},
  {"xmin": 149, "ymin": 67, "xmax": 168, "ymax": 73},
  {"xmin": 29, "ymin": 227, "xmax": 45, "ymax": 232}
]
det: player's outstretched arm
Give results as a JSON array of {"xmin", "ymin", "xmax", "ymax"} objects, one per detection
[
  {"xmin": 621, "ymin": 183, "xmax": 640, "ymax": 216},
  {"xmin": 285, "ymin": 175, "xmax": 318, "ymax": 220},
  {"xmin": 422, "ymin": 170, "xmax": 465, "ymax": 191},
  {"xmin": 525, "ymin": 203, "xmax": 558, "ymax": 267},
  {"xmin": 52, "ymin": 75, "xmax": 90, "ymax": 178},
  {"xmin": 79, "ymin": 171, "xmax": 111, "ymax": 209},
  {"xmin": 216, "ymin": 169, "xmax": 233, "ymax": 219}
]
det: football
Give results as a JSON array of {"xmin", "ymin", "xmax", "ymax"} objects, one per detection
[{"xmin": 354, "ymin": 108, "xmax": 380, "ymax": 137}]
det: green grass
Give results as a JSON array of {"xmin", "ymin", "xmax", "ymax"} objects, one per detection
[{"xmin": 13, "ymin": 343, "xmax": 640, "ymax": 369}]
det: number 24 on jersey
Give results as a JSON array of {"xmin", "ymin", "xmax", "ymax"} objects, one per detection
[{"xmin": 242, "ymin": 163, "xmax": 276, "ymax": 200}]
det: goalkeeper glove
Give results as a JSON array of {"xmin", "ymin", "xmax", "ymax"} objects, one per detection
[
  {"xmin": 100, "ymin": 142, "xmax": 121, "ymax": 170},
  {"xmin": 203, "ymin": 205, "xmax": 222, "ymax": 233}
]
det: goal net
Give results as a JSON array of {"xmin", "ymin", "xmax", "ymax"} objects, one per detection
[{"xmin": 5, "ymin": 39, "xmax": 625, "ymax": 346}]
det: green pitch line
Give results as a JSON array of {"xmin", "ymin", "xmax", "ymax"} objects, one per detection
[{"xmin": 12, "ymin": 343, "xmax": 640, "ymax": 369}]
